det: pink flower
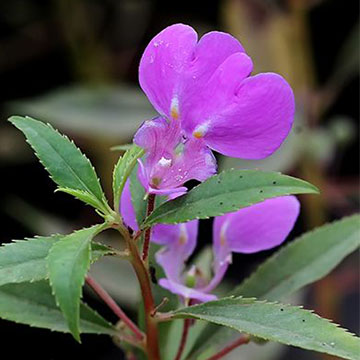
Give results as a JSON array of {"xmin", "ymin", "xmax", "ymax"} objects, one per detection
[
  {"xmin": 134, "ymin": 116, "xmax": 216, "ymax": 196},
  {"xmin": 139, "ymin": 24, "xmax": 295, "ymax": 159},
  {"xmin": 157, "ymin": 196, "xmax": 300, "ymax": 302},
  {"xmin": 120, "ymin": 180, "xmax": 300, "ymax": 302}
]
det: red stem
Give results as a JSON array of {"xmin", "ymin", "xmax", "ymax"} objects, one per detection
[
  {"xmin": 174, "ymin": 319, "xmax": 191, "ymax": 360},
  {"xmin": 205, "ymin": 335, "xmax": 250, "ymax": 360},
  {"xmin": 86, "ymin": 275, "xmax": 144, "ymax": 341},
  {"xmin": 126, "ymin": 237, "xmax": 161, "ymax": 360},
  {"xmin": 142, "ymin": 194, "xmax": 156, "ymax": 261}
]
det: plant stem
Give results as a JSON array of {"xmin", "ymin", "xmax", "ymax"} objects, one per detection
[
  {"xmin": 174, "ymin": 319, "xmax": 191, "ymax": 360},
  {"xmin": 125, "ymin": 235, "xmax": 161, "ymax": 360},
  {"xmin": 86, "ymin": 275, "xmax": 144, "ymax": 341},
  {"xmin": 142, "ymin": 193, "xmax": 156, "ymax": 262},
  {"xmin": 205, "ymin": 335, "xmax": 250, "ymax": 360}
]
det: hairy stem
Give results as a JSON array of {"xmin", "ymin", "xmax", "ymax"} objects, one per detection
[
  {"xmin": 142, "ymin": 193, "xmax": 156, "ymax": 262},
  {"xmin": 86, "ymin": 275, "xmax": 144, "ymax": 341},
  {"xmin": 174, "ymin": 319, "xmax": 191, "ymax": 360},
  {"xmin": 205, "ymin": 335, "xmax": 250, "ymax": 360}
]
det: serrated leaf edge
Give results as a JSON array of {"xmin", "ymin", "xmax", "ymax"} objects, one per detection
[
  {"xmin": 172, "ymin": 296, "xmax": 359, "ymax": 360},
  {"xmin": 142, "ymin": 169, "xmax": 319, "ymax": 227},
  {"xmin": 232, "ymin": 214, "xmax": 360, "ymax": 299},
  {"xmin": 9, "ymin": 116, "xmax": 109, "ymax": 213}
]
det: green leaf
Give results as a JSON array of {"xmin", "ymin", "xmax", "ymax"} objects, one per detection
[
  {"xmin": 9, "ymin": 116, "xmax": 109, "ymax": 214},
  {"xmin": 112, "ymin": 144, "xmax": 145, "ymax": 211},
  {"xmin": 0, "ymin": 281, "xmax": 116, "ymax": 335},
  {"xmin": 56, "ymin": 188, "xmax": 107, "ymax": 212},
  {"xmin": 142, "ymin": 170, "xmax": 318, "ymax": 227},
  {"xmin": 0, "ymin": 234, "xmax": 113, "ymax": 287},
  {"xmin": 0, "ymin": 235, "xmax": 60, "ymax": 286},
  {"xmin": 47, "ymin": 225, "xmax": 104, "ymax": 341},
  {"xmin": 192, "ymin": 215, "xmax": 360, "ymax": 358},
  {"xmin": 233, "ymin": 214, "xmax": 360, "ymax": 300},
  {"xmin": 172, "ymin": 297, "xmax": 360, "ymax": 360},
  {"xmin": 91, "ymin": 242, "xmax": 115, "ymax": 262}
]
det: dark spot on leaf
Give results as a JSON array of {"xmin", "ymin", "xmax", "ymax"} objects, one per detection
[
  {"xmin": 280, "ymin": 308, "xmax": 284, "ymax": 311},
  {"xmin": 259, "ymin": 190, "xmax": 263, "ymax": 193},
  {"xmin": 219, "ymin": 202, "xmax": 223, "ymax": 205},
  {"xmin": 272, "ymin": 181, "xmax": 277, "ymax": 185},
  {"xmin": 239, "ymin": 175, "xmax": 243, "ymax": 179},
  {"xmin": 302, "ymin": 319, "xmax": 305, "ymax": 322}
]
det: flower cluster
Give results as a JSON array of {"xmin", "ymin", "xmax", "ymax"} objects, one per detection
[{"xmin": 122, "ymin": 24, "xmax": 298, "ymax": 302}]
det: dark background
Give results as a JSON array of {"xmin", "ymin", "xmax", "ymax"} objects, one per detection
[{"xmin": 0, "ymin": 0, "xmax": 358, "ymax": 359}]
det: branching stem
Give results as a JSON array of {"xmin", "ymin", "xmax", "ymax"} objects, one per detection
[{"xmin": 86, "ymin": 275, "xmax": 144, "ymax": 341}]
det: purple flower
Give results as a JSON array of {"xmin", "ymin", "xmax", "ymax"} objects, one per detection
[
  {"xmin": 157, "ymin": 196, "xmax": 300, "ymax": 302},
  {"xmin": 134, "ymin": 116, "xmax": 216, "ymax": 196},
  {"xmin": 139, "ymin": 24, "xmax": 295, "ymax": 159}
]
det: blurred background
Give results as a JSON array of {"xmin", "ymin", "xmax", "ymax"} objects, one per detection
[{"xmin": 0, "ymin": 0, "xmax": 358, "ymax": 359}]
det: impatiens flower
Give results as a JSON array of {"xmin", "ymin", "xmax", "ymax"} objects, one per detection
[
  {"xmin": 139, "ymin": 24, "xmax": 295, "ymax": 159},
  {"xmin": 156, "ymin": 196, "xmax": 300, "ymax": 302},
  {"xmin": 134, "ymin": 116, "xmax": 216, "ymax": 196}
]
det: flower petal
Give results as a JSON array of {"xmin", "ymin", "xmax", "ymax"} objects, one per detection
[
  {"xmin": 120, "ymin": 180, "xmax": 139, "ymax": 231},
  {"xmin": 159, "ymin": 278, "xmax": 217, "ymax": 302},
  {"xmin": 134, "ymin": 116, "xmax": 216, "ymax": 195},
  {"xmin": 185, "ymin": 31, "xmax": 245, "ymax": 89},
  {"xmin": 214, "ymin": 196, "xmax": 300, "ymax": 255},
  {"xmin": 190, "ymin": 72, "xmax": 295, "ymax": 159},
  {"xmin": 155, "ymin": 221, "xmax": 198, "ymax": 282},
  {"xmin": 139, "ymin": 24, "xmax": 198, "ymax": 118}
]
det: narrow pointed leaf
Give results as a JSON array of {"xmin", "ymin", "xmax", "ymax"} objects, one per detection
[
  {"xmin": 56, "ymin": 188, "xmax": 106, "ymax": 211},
  {"xmin": 142, "ymin": 170, "xmax": 318, "ymax": 227},
  {"xmin": 47, "ymin": 225, "xmax": 104, "ymax": 341},
  {"xmin": 0, "ymin": 281, "xmax": 116, "ymax": 335},
  {"xmin": 9, "ymin": 116, "xmax": 108, "ymax": 213},
  {"xmin": 192, "ymin": 215, "xmax": 360, "ymax": 358},
  {"xmin": 112, "ymin": 144, "xmax": 144, "ymax": 211},
  {"xmin": 0, "ymin": 235, "xmax": 113, "ymax": 287},
  {"xmin": 172, "ymin": 297, "xmax": 360, "ymax": 360},
  {"xmin": 233, "ymin": 214, "xmax": 360, "ymax": 299}
]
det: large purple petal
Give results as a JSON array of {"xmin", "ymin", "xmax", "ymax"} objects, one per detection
[
  {"xmin": 213, "ymin": 196, "xmax": 300, "ymax": 255},
  {"xmin": 139, "ymin": 24, "xmax": 198, "ymax": 119},
  {"xmin": 182, "ymin": 71, "xmax": 295, "ymax": 159},
  {"xmin": 155, "ymin": 221, "xmax": 198, "ymax": 282},
  {"xmin": 189, "ymin": 31, "xmax": 245, "ymax": 86}
]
